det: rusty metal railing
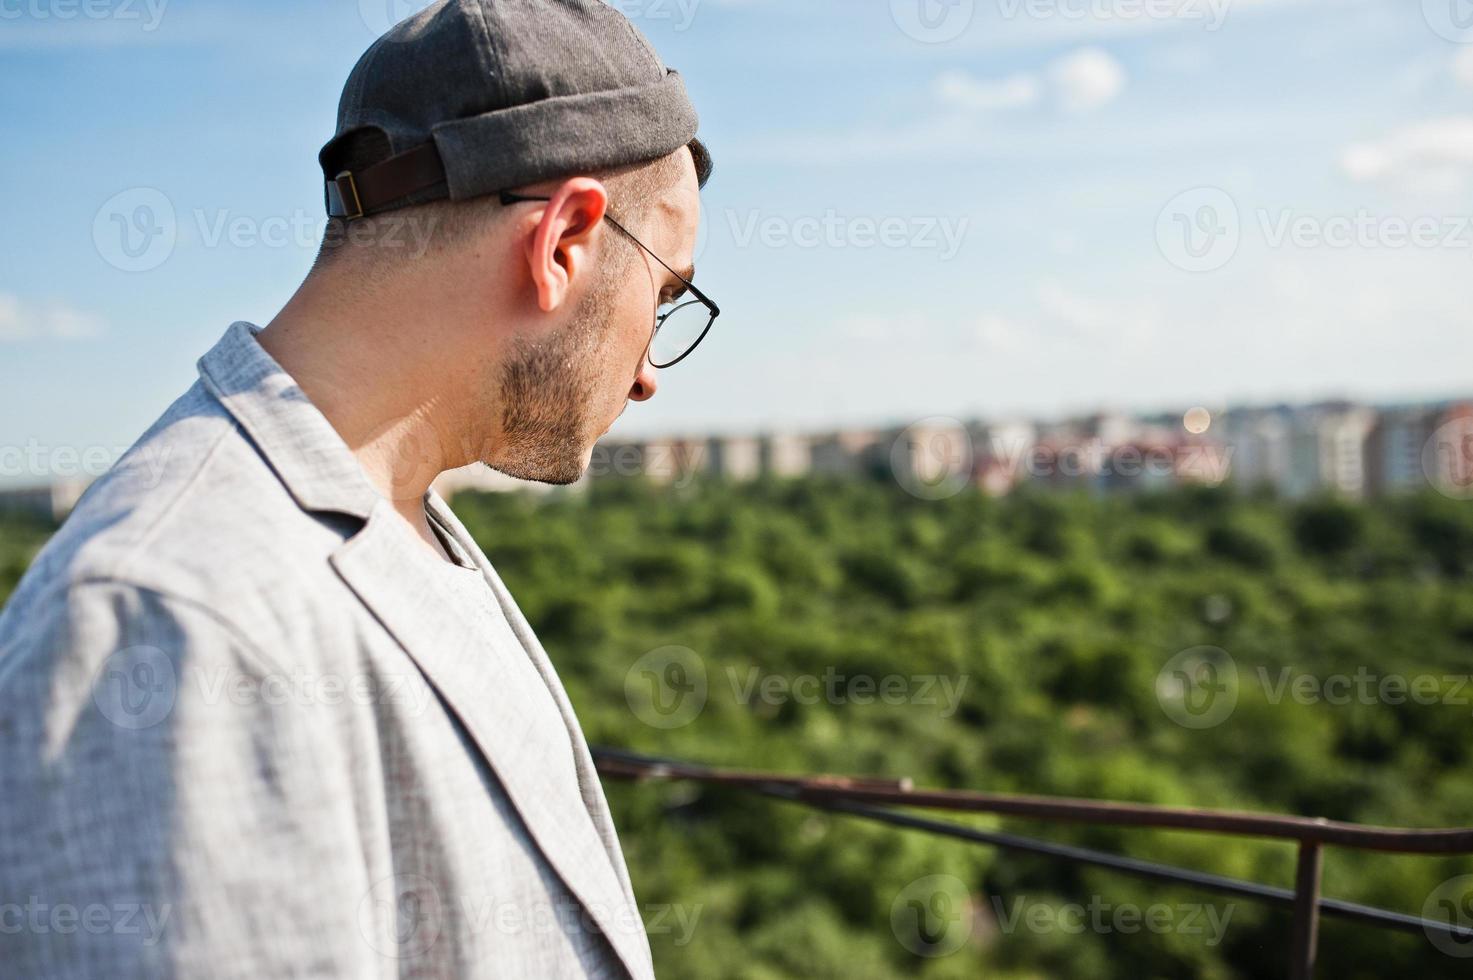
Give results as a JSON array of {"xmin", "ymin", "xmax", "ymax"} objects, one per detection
[{"xmin": 592, "ymin": 746, "xmax": 1473, "ymax": 979}]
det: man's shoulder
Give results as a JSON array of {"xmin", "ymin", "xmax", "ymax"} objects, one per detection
[{"xmin": 1, "ymin": 379, "xmax": 354, "ymax": 648}]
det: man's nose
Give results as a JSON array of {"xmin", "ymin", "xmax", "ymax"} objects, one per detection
[{"xmin": 628, "ymin": 360, "xmax": 658, "ymax": 401}]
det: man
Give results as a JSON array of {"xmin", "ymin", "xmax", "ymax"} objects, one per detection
[{"xmin": 0, "ymin": 1, "xmax": 714, "ymax": 977}]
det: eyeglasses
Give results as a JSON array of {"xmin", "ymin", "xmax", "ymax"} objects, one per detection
[{"xmin": 498, "ymin": 191, "xmax": 720, "ymax": 369}]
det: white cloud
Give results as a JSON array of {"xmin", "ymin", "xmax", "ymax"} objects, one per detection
[
  {"xmin": 0, "ymin": 294, "xmax": 107, "ymax": 342},
  {"xmin": 1035, "ymin": 279, "xmax": 1162, "ymax": 346},
  {"xmin": 916, "ymin": 0, "xmax": 1317, "ymax": 54},
  {"xmin": 1456, "ymin": 47, "xmax": 1473, "ymax": 89},
  {"xmin": 934, "ymin": 69, "xmax": 1041, "ymax": 111},
  {"xmin": 1048, "ymin": 47, "xmax": 1127, "ymax": 112},
  {"xmin": 972, "ymin": 314, "xmax": 1029, "ymax": 353},
  {"xmin": 1341, "ymin": 117, "xmax": 1473, "ymax": 193},
  {"xmin": 931, "ymin": 47, "xmax": 1125, "ymax": 120}
]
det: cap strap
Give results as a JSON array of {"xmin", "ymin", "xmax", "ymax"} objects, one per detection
[{"xmin": 325, "ymin": 141, "xmax": 446, "ymax": 219}]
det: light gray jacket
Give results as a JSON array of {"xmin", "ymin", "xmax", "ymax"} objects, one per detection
[{"xmin": 0, "ymin": 321, "xmax": 653, "ymax": 980}]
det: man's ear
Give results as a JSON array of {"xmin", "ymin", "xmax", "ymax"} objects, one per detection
[{"xmin": 522, "ymin": 177, "xmax": 611, "ymax": 314}]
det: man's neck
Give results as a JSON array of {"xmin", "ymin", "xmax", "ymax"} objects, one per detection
[{"xmin": 257, "ymin": 287, "xmax": 465, "ymax": 561}]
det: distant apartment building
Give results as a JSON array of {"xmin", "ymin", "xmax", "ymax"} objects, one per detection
[
  {"xmin": 21, "ymin": 398, "xmax": 1471, "ymax": 507},
  {"xmin": 1421, "ymin": 403, "xmax": 1473, "ymax": 499},
  {"xmin": 707, "ymin": 435, "xmax": 762, "ymax": 481},
  {"xmin": 249, "ymin": 394, "xmax": 1473, "ymax": 501},
  {"xmin": 1286, "ymin": 404, "xmax": 1376, "ymax": 499},
  {"xmin": 651, "ymin": 437, "xmax": 710, "ymax": 484},
  {"xmin": 810, "ymin": 429, "xmax": 884, "ymax": 478},
  {"xmin": 1083, "ymin": 411, "xmax": 1139, "ymax": 447},
  {"xmin": 592, "ymin": 437, "xmax": 710, "ymax": 485},
  {"xmin": 887, "ymin": 420, "xmax": 974, "ymax": 495},
  {"xmin": 1365, "ymin": 406, "xmax": 1438, "ymax": 497},
  {"xmin": 1220, "ymin": 407, "xmax": 1293, "ymax": 492},
  {"xmin": 969, "ymin": 420, "xmax": 1036, "ymax": 496},
  {"xmin": 759, "ymin": 434, "xmax": 811, "ymax": 478},
  {"xmin": 0, "ymin": 479, "xmax": 91, "ymax": 522}
]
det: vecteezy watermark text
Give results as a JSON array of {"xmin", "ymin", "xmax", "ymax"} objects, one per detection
[
  {"xmin": 726, "ymin": 666, "xmax": 969, "ymax": 718},
  {"xmin": 91, "ymin": 647, "xmax": 438, "ymax": 730},
  {"xmin": 997, "ymin": 0, "xmax": 1232, "ymax": 31},
  {"xmin": 0, "ymin": 0, "xmax": 167, "ymax": 29},
  {"xmin": 723, "ymin": 209, "xmax": 971, "ymax": 261},
  {"xmin": 1157, "ymin": 187, "xmax": 1473, "ymax": 272},
  {"xmin": 1157, "ymin": 646, "xmax": 1473, "ymax": 729},
  {"xmin": 992, "ymin": 894, "xmax": 1235, "ymax": 946},
  {"xmin": 624, "ymin": 646, "xmax": 970, "ymax": 729},
  {"xmin": 357, "ymin": 872, "xmax": 702, "ymax": 960},
  {"xmin": 93, "ymin": 187, "xmax": 442, "ymax": 272},
  {"xmin": 0, "ymin": 899, "xmax": 172, "ymax": 946}
]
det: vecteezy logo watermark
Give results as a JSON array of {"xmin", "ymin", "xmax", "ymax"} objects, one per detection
[
  {"xmin": 1159, "ymin": 652, "xmax": 1473, "ymax": 730},
  {"xmin": 726, "ymin": 667, "xmax": 970, "ymax": 718},
  {"xmin": 457, "ymin": 897, "xmax": 702, "ymax": 947},
  {"xmin": 1424, "ymin": 416, "xmax": 1473, "ymax": 500},
  {"xmin": 90, "ymin": 657, "xmax": 438, "ymax": 730},
  {"xmin": 891, "ymin": 874, "xmax": 973, "ymax": 957},
  {"xmin": 93, "ymin": 190, "xmax": 441, "ymax": 273},
  {"xmin": 92, "ymin": 645, "xmax": 178, "ymax": 731},
  {"xmin": 1158, "ymin": 190, "xmax": 1473, "ymax": 272},
  {"xmin": 891, "ymin": 417, "xmax": 974, "ymax": 500},
  {"xmin": 0, "ymin": 438, "xmax": 172, "ymax": 485},
  {"xmin": 0, "ymin": 899, "xmax": 173, "ymax": 945},
  {"xmin": 1156, "ymin": 646, "xmax": 1239, "ymax": 729},
  {"xmin": 359, "ymin": 0, "xmax": 701, "ymax": 36},
  {"xmin": 357, "ymin": 0, "xmax": 433, "ymax": 36},
  {"xmin": 1423, "ymin": 0, "xmax": 1473, "ymax": 43},
  {"xmin": 625, "ymin": 649, "xmax": 967, "ymax": 726},
  {"xmin": 1424, "ymin": 875, "xmax": 1473, "ymax": 957},
  {"xmin": 358, "ymin": 873, "xmax": 445, "ymax": 959},
  {"xmin": 992, "ymin": 441, "xmax": 1233, "ymax": 486},
  {"xmin": 93, "ymin": 188, "xmax": 177, "ymax": 273},
  {"xmin": 1257, "ymin": 667, "xmax": 1473, "ymax": 712},
  {"xmin": 1156, "ymin": 187, "xmax": 1240, "ymax": 273},
  {"xmin": 890, "ymin": 0, "xmax": 975, "ymax": 43},
  {"xmin": 195, "ymin": 209, "xmax": 439, "ymax": 254},
  {"xmin": 991, "ymin": 895, "xmax": 1234, "ymax": 945},
  {"xmin": 0, "ymin": 0, "xmax": 169, "ymax": 30},
  {"xmin": 1256, "ymin": 211, "xmax": 1473, "ymax": 251},
  {"xmin": 625, "ymin": 646, "xmax": 708, "ymax": 729},
  {"xmin": 995, "ymin": 0, "xmax": 1232, "ymax": 31},
  {"xmin": 724, "ymin": 209, "xmax": 970, "ymax": 261},
  {"xmin": 689, "ymin": 197, "xmax": 711, "ymax": 264},
  {"xmin": 358, "ymin": 886, "xmax": 701, "ymax": 952},
  {"xmin": 603, "ymin": 0, "xmax": 702, "ymax": 31},
  {"xmin": 364, "ymin": 412, "xmax": 445, "ymax": 503},
  {"xmin": 587, "ymin": 441, "xmax": 708, "ymax": 488}
]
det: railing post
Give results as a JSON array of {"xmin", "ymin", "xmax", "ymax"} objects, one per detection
[{"xmin": 1289, "ymin": 841, "xmax": 1323, "ymax": 980}]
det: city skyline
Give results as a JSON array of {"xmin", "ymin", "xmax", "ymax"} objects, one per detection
[
  {"xmin": 4, "ymin": 0, "xmax": 1473, "ymax": 467},
  {"xmin": 9, "ymin": 391, "xmax": 1469, "ymax": 513},
  {"xmin": 5, "ymin": 389, "xmax": 1467, "ymax": 498}
]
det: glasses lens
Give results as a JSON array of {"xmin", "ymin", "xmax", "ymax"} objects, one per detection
[{"xmin": 649, "ymin": 300, "xmax": 711, "ymax": 368}]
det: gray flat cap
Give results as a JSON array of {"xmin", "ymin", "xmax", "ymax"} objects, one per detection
[{"xmin": 320, "ymin": 0, "xmax": 710, "ymax": 219}]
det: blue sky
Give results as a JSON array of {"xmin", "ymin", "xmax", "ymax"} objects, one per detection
[{"xmin": 3, "ymin": 0, "xmax": 1472, "ymax": 486}]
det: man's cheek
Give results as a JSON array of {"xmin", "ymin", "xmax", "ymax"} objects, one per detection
[{"xmin": 619, "ymin": 300, "xmax": 653, "ymax": 363}]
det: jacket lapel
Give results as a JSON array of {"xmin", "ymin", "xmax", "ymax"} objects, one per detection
[
  {"xmin": 331, "ymin": 500, "xmax": 654, "ymax": 980},
  {"xmin": 424, "ymin": 491, "xmax": 644, "ymax": 907},
  {"xmin": 198, "ymin": 322, "xmax": 652, "ymax": 980}
]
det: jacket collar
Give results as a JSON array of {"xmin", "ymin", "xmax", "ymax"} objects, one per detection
[
  {"xmin": 196, "ymin": 320, "xmax": 381, "ymax": 520},
  {"xmin": 197, "ymin": 321, "xmax": 654, "ymax": 979},
  {"xmin": 328, "ymin": 507, "xmax": 654, "ymax": 979}
]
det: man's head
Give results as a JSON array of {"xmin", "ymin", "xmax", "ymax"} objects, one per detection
[{"xmin": 301, "ymin": 0, "xmax": 712, "ymax": 486}]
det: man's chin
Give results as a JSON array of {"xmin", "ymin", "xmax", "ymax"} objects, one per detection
[{"xmin": 484, "ymin": 443, "xmax": 593, "ymax": 487}]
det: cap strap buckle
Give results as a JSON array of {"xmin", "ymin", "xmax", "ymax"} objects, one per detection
[
  {"xmin": 327, "ymin": 170, "xmax": 364, "ymax": 220},
  {"xmin": 322, "ymin": 143, "xmax": 446, "ymax": 219}
]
